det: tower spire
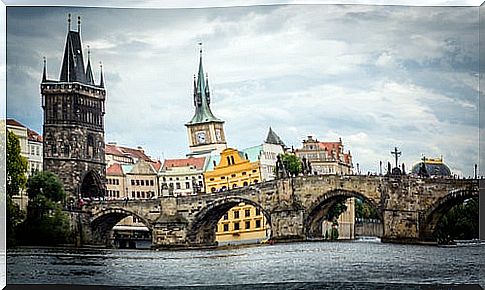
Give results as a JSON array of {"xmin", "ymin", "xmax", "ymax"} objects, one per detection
[
  {"xmin": 68, "ymin": 13, "xmax": 71, "ymax": 31},
  {"xmin": 186, "ymin": 43, "xmax": 222, "ymax": 125},
  {"xmin": 42, "ymin": 56, "xmax": 47, "ymax": 82},
  {"xmin": 99, "ymin": 61, "xmax": 104, "ymax": 88},
  {"xmin": 85, "ymin": 45, "xmax": 94, "ymax": 85}
]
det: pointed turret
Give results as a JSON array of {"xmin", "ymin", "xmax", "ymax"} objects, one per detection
[
  {"xmin": 265, "ymin": 127, "xmax": 285, "ymax": 147},
  {"xmin": 60, "ymin": 14, "xmax": 86, "ymax": 83},
  {"xmin": 85, "ymin": 46, "xmax": 95, "ymax": 85},
  {"xmin": 99, "ymin": 61, "xmax": 104, "ymax": 88},
  {"xmin": 42, "ymin": 57, "xmax": 47, "ymax": 82},
  {"xmin": 187, "ymin": 44, "xmax": 222, "ymax": 124}
]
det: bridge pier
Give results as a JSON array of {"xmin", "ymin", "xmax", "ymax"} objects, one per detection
[
  {"xmin": 380, "ymin": 209, "xmax": 420, "ymax": 244},
  {"xmin": 270, "ymin": 208, "xmax": 306, "ymax": 242}
]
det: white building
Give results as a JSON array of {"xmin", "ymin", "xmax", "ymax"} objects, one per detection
[{"xmin": 159, "ymin": 157, "xmax": 206, "ymax": 196}]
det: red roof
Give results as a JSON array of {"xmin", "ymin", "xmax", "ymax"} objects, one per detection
[
  {"xmin": 318, "ymin": 141, "xmax": 341, "ymax": 151},
  {"xmin": 105, "ymin": 143, "xmax": 153, "ymax": 162},
  {"xmin": 162, "ymin": 157, "xmax": 206, "ymax": 170},
  {"xmin": 27, "ymin": 128, "xmax": 43, "ymax": 142},
  {"xmin": 152, "ymin": 160, "xmax": 162, "ymax": 172},
  {"xmin": 107, "ymin": 163, "xmax": 124, "ymax": 176},
  {"xmin": 6, "ymin": 119, "xmax": 26, "ymax": 128}
]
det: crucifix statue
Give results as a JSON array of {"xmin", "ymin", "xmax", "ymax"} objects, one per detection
[{"xmin": 391, "ymin": 147, "xmax": 401, "ymax": 169}]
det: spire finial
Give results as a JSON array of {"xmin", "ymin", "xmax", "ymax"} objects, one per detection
[
  {"xmin": 87, "ymin": 45, "xmax": 91, "ymax": 59},
  {"xmin": 77, "ymin": 16, "xmax": 81, "ymax": 32},
  {"xmin": 99, "ymin": 61, "xmax": 104, "ymax": 88},
  {"xmin": 42, "ymin": 56, "xmax": 47, "ymax": 82},
  {"xmin": 198, "ymin": 42, "xmax": 203, "ymax": 54},
  {"xmin": 68, "ymin": 13, "xmax": 71, "ymax": 31}
]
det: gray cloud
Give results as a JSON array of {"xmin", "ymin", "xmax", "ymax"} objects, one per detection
[{"xmin": 6, "ymin": 4, "xmax": 480, "ymax": 177}]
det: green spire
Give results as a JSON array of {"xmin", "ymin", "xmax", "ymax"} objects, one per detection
[{"xmin": 187, "ymin": 44, "xmax": 222, "ymax": 125}]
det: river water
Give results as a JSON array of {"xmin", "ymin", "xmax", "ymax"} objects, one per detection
[{"xmin": 6, "ymin": 240, "xmax": 485, "ymax": 289}]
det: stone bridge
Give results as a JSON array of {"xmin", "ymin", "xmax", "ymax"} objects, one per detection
[{"xmin": 77, "ymin": 175, "xmax": 478, "ymax": 248}]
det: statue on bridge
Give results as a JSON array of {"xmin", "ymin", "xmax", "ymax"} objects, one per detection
[
  {"xmin": 301, "ymin": 157, "xmax": 312, "ymax": 176},
  {"xmin": 276, "ymin": 154, "xmax": 288, "ymax": 179}
]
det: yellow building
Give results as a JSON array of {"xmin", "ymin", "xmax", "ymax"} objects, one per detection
[{"xmin": 204, "ymin": 148, "xmax": 268, "ymax": 244}]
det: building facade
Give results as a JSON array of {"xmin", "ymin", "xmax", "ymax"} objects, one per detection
[
  {"xmin": 295, "ymin": 135, "xmax": 355, "ymax": 239},
  {"xmin": 204, "ymin": 147, "xmax": 267, "ymax": 244},
  {"xmin": 41, "ymin": 16, "xmax": 106, "ymax": 201},
  {"xmin": 185, "ymin": 47, "xmax": 227, "ymax": 157},
  {"xmin": 295, "ymin": 136, "xmax": 353, "ymax": 175},
  {"xmin": 159, "ymin": 157, "xmax": 206, "ymax": 196},
  {"xmin": 6, "ymin": 119, "xmax": 44, "ymax": 209}
]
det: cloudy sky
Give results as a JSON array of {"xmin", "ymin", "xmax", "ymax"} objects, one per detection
[{"xmin": 6, "ymin": 3, "xmax": 481, "ymax": 176}]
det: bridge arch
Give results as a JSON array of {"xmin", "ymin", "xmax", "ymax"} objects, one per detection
[
  {"xmin": 90, "ymin": 208, "xmax": 152, "ymax": 245},
  {"xmin": 187, "ymin": 196, "xmax": 271, "ymax": 246},
  {"xmin": 304, "ymin": 189, "xmax": 383, "ymax": 239},
  {"xmin": 419, "ymin": 187, "xmax": 478, "ymax": 241}
]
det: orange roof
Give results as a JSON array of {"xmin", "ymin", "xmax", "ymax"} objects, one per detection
[
  {"xmin": 318, "ymin": 141, "xmax": 341, "ymax": 151},
  {"xmin": 105, "ymin": 143, "xmax": 153, "ymax": 162},
  {"xmin": 107, "ymin": 163, "xmax": 124, "ymax": 176},
  {"xmin": 162, "ymin": 157, "xmax": 206, "ymax": 170},
  {"xmin": 27, "ymin": 128, "xmax": 43, "ymax": 142},
  {"xmin": 6, "ymin": 118, "xmax": 26, "ymax": 128},
  {"xmin": 152, "ymin": 160, "xmax": 162, "ymax": 172}
]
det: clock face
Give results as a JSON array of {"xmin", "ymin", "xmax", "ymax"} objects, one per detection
[{"xmin": 196, "ymin": 131, "xmax": 206, "ymax": 144}]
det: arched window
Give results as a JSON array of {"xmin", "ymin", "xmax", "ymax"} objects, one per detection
[
  {"xmin": 226, "ymin": 156, "xmax": 231, "ymax": 165},
  {"xmin": 211, "ymin": 187, "xmax": 216, "ymax": 193},
  {"xmin": 87, "ymin": 134, "xmax": 95, "ymax": 158},
  {"xmin": 230, "ymin": 156, "xmax": 235, "ymax": 165},
  {"xmin": 232, "ymin": 184, "xmax": 237, "ymax": 189},
  {"xmin": 243, "ymin": 181, "xmax": 248, "ymax": 186},
  {"xmin": 63, "ymin": 144, "xmax": 70, "ymax": 157}
]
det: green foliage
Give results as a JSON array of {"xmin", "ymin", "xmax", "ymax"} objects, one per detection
[
  {"xmin": 6, "ymin": 195, "xmax": 25, "ymax": 247},
  {"xmin": 325, "ymin": 197, "xmax": 348, "ymax": 222},
  {"xmin": 355, "ymin": 198, "xmax": 379, "ymax": 220},
  {"xmin": 435, "ymin": 197, "xmax": 479, "ymax": 243},
  {"xmin": 331, "ymin": 227, "xmax": 339, "ymax": 240},
  {"xmin": 27, "ymin": 171, "xmax": 66, "ymax": 202},
  {"xmin": 14, "ymin": 171, "xmax": 72, "ymax": 246},
  {"xmin": 6, "ymin": 130, "xmax": 28, "ymax": 197},
  {"xmin": 280, "ymin": 153, "xmax": 302, "ymax": 176}
]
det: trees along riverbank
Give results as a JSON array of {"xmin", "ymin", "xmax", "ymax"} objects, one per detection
[{"xmin": 6, "ymin": 131, "xmax": 72, "ymax": 247}]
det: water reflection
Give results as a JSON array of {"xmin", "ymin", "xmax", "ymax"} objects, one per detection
[{"xmin": 7, "ymin": 241, "xmax": 484, "ymax": 287}]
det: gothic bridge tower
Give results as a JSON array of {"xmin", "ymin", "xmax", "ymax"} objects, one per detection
[
  {"xmin": 185, "ymin": 45, "xmax": 227, "ymax": 157},
  {"xmin": 41, "ymin": 15, "xmax": 106, "ymax": 201}
]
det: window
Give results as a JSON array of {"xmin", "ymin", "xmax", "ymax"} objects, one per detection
[
  {"xmin": 176, "ymin": 183, "xmax": 181, "ymax": 189},
  {"xmin": 245, "ymin": 221, "xmax": 251, "ymax": 230},
  {"xmin": 243, "ymin": 181, "xmax": 248, "ymax": 186},
  {"xmin": 223, "ymin": 224, "xmax": 229, "ymax": 232},
  {"xmin": 256, "ymin": 208, "xmax": 261, "ymax": 216},
  {"xmin": 252, "ymin": 170, "xmax": 257, "ymax": 173},
  {"xmin": 185, "ymin": 182, "xmax": 190, "ymax": 189},
  {"xmin": 146, "ymin": 180, "xmax": 149, "ymax": 185},
  {"xmin": 131, "ymin": 180, "xmax": 135, "ymax": 186},
  {"xmin": 141, "ymin": 192, "xmax": 145, "ymax": 198},
  {"xmin": 226, "ymin": 156, "xmax": 231, "ymax": 165},
  {"xmin": 137, "ymin": 191, "xmax": 140, "ymax": 198},
  {"xmin": 131, "ymin": 191, "xmax": 135, "ymax": 198},
  {"xmin": 245, "ymin": 209, "xmax": 250, "ymax": 217},
  {"xmin": 234, "ymin": 222, "xmax": 240, "ymax": 231},
  {"xmin": 231, "ymin": 174, "xmax": 236, "ymax": 178},
  {"xmin": 232, "ymin": 184, "xmax": 237, "ymax": 189},
  {"xmin": 254, "ymin": 179, "xmax": 259, "ymax": 184},
  {"xmin": 230, "ymin": 156, "xmax": 235, "ymax": 164},
  {"xmin": 242, "ymin": 172, "xmax": 247, "ymax": 175},
  {"xmin": 141, "ymin": 180, "xmax": 144, "ymax": 186},
  {"xmin": 211, "ymin": 187, "xmax": 216, "ymax": 193},
  {"xmin": 233, "ymin": 211, "xmax": 239, "ymax": 219},
  {"xmin": 221, "ymin": 176, "xmax": 225, "ymax": 180},
  {"xmin": 136, "ymin": 180, "xmax": 140, "ymax": 186},
  {"xmin": 223, "ymin": 213, "xmax": 228, "ymax": 220},
  {"xmin": 210, "ymin": 178, "xmax": 215, "ymax": 181},
  {"xmin": 255, "ymin": 220, "xmax": 261, "ymax": 228}
]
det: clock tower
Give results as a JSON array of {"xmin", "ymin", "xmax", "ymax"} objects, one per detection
[{"xmin": 185, "ymin": 45, "xmax": 227, "ymax": 156}]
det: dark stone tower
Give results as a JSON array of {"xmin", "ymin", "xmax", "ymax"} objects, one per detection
[{"xmin": 41, "ymin": 15, "xmax": 106, "ymax": 202}]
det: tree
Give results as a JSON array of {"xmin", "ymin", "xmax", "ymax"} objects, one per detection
[
  {"xmin": 16, "ymin": 171, "xmax": 72, "ymax": 246},
  {"xmin": 6, "ymin": 130, "xmax": 28, "ymax": 247},
  {"xmin": 435, "ymin": 197, "xmax": 479, "ymax": 243},
  {"xmin": 355, "ymin": 198, "xmax": 379, "ymax": 220},
  {"xmin": 280, "ymin": 153, "xmax": 302, "ymax": 177},
  {"xmin": 6, "ymin": 130, "xmax": 28, "ymax": 197},
  {"xmin": 325, "ymin": 197, "xmax": 348, "ymax": 222},
  {"xmin": 27, "ymin": 171, "xmax": 66, "ymax": 203}
]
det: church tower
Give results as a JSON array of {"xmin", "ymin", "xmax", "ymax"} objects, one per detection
[
  {"xmin": 41, "ymin": 15, "xmax": 106, "ymax": 201},
  {"xmin": 185, "ymin": 45, "xmax": 227, "ymax": 157}
]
